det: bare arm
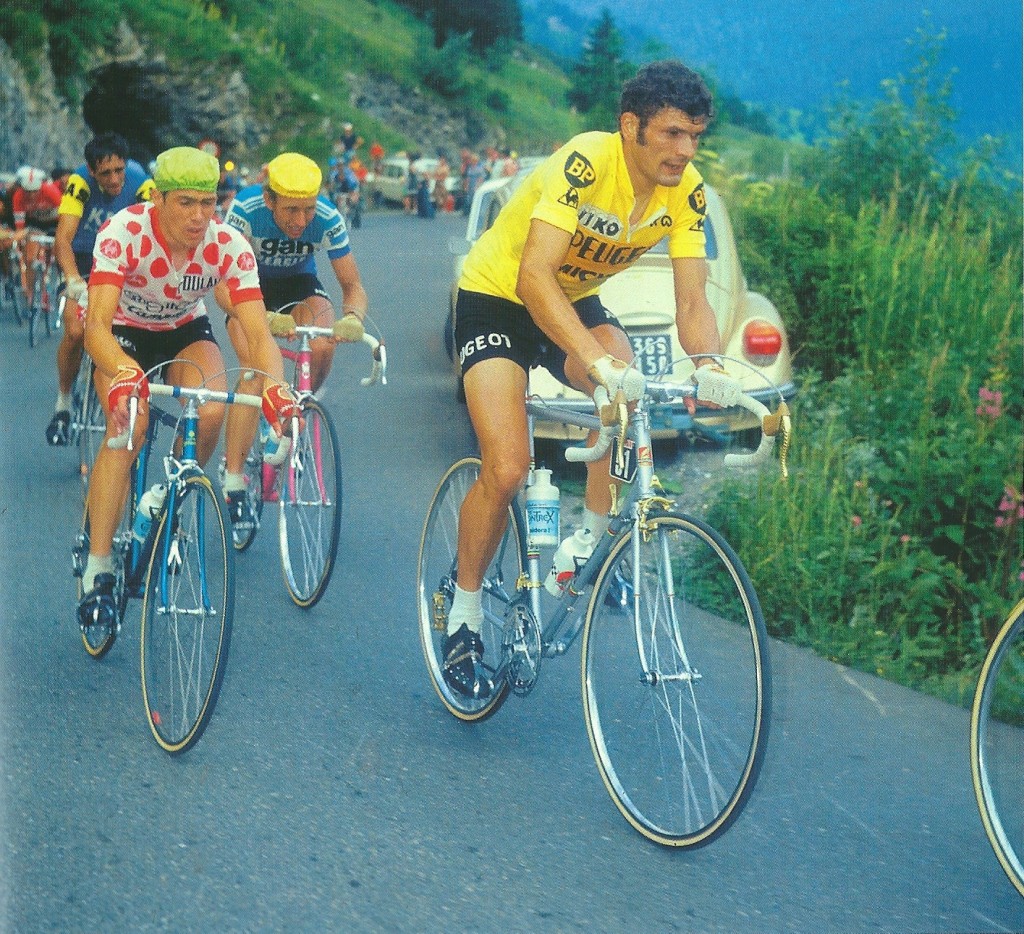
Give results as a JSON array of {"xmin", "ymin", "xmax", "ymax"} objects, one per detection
[
  {"xmin": 54, "ymin": 213, "xmax": 82, "ymax": 284},
  {"xmin": 84, "ymin": 283, "xmax": 137, "ymax": 379},
  {"xmin": 672, "ymin": 256, "xmax": 722, "ymax": 362},
  {"xmin": 227, "ymin": 299, "xmax": 286, "ymax": 386},
  {"xmin": 329, "ymin": 253, "xmax": 368, "ymax": 320},
  {"xmin": 515, "ymin": 219, "xmax": 607, "ymax": 370}
]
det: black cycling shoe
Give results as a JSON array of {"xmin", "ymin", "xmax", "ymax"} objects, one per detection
[
  {"xmin": 442, "ymin": 624, "xmax": 493, "ymax": 699},
  {"xmin": 46, "ymin": 410, "xmax": 70, "ymax": 446},
  {"xmin": 77, "ymin": 572, "xmax": 117, "ymax": 634},
  {"xmin": 225, "ymin": 489, "xmax": 255, "ymax": 531}
]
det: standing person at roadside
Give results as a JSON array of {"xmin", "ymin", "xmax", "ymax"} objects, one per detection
[
  {"xmin": 11, "ymin": 165, "xmax": 62, "ymax": 300},
  {"xmin": 45, "ymin": 133, "xmax": 155, "ymax": 446},
  {"xmin": 217, "ymin": 151, "xmax": 369, "ymax": 529},
  {"xmin": 442, "ymin": 59, "xmax": 743, "ymax": 699},
  {"xmin": 77, "ymin": 146, "xmax": 296, "ymax": 626}
]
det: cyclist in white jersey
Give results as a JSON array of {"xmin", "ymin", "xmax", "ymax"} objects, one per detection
[{"xmin": 77, "ymin": 147, "xmax": 299, "ymax": 627}]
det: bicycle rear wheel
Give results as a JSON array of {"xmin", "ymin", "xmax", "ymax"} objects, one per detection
[
  {"xmin": 2, "ymin": 275, "xmax": 24, "ymax": 325},
  {"xmin": 416, "ymin": 457, "xmax": 520, "ymax": 721},
  {"xmin": 971, "ymin": 597, "xmax": 1024, "ymax": 896},
  {"xmin": 276, "ymin": 398, "xmax": 342, "ymax": 607},
  {"xmin": 28, "ymin": 287, "xmax": 41, "ymax": 348},
  {"xmin": 141, "ymin": 474, "xmax": 233, "ymax": 754},
  {"xmin": 74, "ymin": 368, "xmax": 106, "ymax": 493},
  {"xmin": 581, "ymin": 511, "xmax": 770, "ymax": 847}
]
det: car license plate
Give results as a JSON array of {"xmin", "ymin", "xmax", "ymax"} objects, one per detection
[{"xmin": 630, "ymin": 334, "xmax": 673, "ymax": 376}]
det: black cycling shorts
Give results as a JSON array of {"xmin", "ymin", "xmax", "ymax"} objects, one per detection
[
  {"xmin": 454, "ymin": 289, "xmax": 625, "ymax": 387},
  {"xmin": 112, "ymin": 316, "xmax": 218, "ymax": 380},
  {"xmin": 261, "ymin": 274, "xmax": 330, "ymax": 313}
]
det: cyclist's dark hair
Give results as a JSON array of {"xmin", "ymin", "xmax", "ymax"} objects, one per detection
[
  {"xmin": 619, "ymin": 60, "xmax": 714, "ymax": 133},
  {"xmin": 85, "ymin": 132, "xmax": 131, "ymax": 170}
]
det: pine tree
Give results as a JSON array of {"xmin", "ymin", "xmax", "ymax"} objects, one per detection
[{"xmin": 568, "ymin": 9, "xmax": 634, "ymax": 132}]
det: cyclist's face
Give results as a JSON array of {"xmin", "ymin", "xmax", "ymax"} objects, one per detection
[
  {"xmin": 266, "ymin": 193, "xmax": 318, "ymax": 239},
  {"xmin": 622, "ymin": 107, "xmax": 708, "ymax": 190},
  {"xmin": 154, "ymin": 190, "xmax": 218, "ymax": 252},
  {"xmin": 91, "ymin": 155, "xmax": 127, "ymax": 197}
]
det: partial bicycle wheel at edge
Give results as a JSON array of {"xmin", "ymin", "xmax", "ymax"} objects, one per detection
[
  {"xmin": 277, "ymin": 398, "xmax": 342, "ymax": 607},
  {"xmin": 971, "ymin": 597, "xmax": 1024, "ymax": 896},
  {"xmin": 582, "ymin": 511, "xmax": 770, "ymax": 847},
  {"xmin": 141, "ymin": 473, "xmax": 233, "ymax": 754},
  {"xmin": 417, "ymin": 457, "xmax": 522, "ymax": 721}
]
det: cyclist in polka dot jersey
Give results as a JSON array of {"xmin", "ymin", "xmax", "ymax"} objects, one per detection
[{"xmin": 77, "ymin": 147, "xmax": 298, "ymax": 630}]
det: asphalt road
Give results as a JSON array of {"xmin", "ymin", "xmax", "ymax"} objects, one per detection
[{"xmin": 1, "ymin": 209, "xmax": 1021, "ymax": 932}]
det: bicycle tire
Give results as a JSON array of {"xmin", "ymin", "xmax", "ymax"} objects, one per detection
[
  {"xmin": 4, "ymin": 276, "xmax": 25, "ymax": 326},
  {"xmin": 581, "ymin": 510, "xmax": 770, "ymax": 847},
  {"xmin": 416, "ymin": 457, "xmax": 521, "ymax": 721},
  {"xmin": 28, "ymin": 291, "xmax": 40, "ymax": 348},
  {"xmin": 75, "ymin": 373, "xmax": 106, "ymax": 493},
  {"xmin": 229, "ymin": 436, "xmax": 266, "ymax": 553},
  {"xmin": 140, "ymin": 473, "xmax": 234, "ymax": 754},
  {"xmin": 276, "ymin": 398, "xmax": 342, "ymax": 607},
  {"xmin": 75, "ymin": 502, "xmax": 129, "ymax": 659},
  {"xmin": 971, "ymin": 597, "xmax": 1024, "ymax": 896}
]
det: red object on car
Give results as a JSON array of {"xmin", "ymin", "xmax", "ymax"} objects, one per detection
[{"xmin": 743, "ymin": 320, "xmax": 782, "ymax": 361}]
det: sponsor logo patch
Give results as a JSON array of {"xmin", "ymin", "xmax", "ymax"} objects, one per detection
[{"xmin": 563, "ymin": 152, "xmax": 596, "ymax": 188}]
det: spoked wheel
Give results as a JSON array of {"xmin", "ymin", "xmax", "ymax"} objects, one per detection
[
  {"xmin": 3, "ymin": 276, "xmax": 25, "ymax": 325},
  {"xmin": 74, "ymin": 371, "xmax": 106, "ymax": 494},
  {"xmin": 581, "ymin": 511, "xmax": 770, "ymax": 847},
  {"xmin": 276, "ymin": 398, "xmax": 342, "ymax": 607},
  {"xmin": 971, "ymin": 597, "xmax": 1024, "ymax": 896},
  {"xmin": 228, "ymin": 438, "xmax": 266, "ymax": 553},
  {"xmin": 28, "ymin": 288, "xmax": 41, "ymax": 348},
  {"xmin": 141, "ymin": 474, "xmax": 234, "ymax": 754},
  {"xmin": 74, "ymin": 503, "xmax": 128, "ymax": 659},
  {"xmin": 416, "ymin": 457, "xmax": 522, "ymax": 721}
]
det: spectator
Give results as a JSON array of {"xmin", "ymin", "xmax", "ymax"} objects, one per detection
[
  {"xmin": 337, "ymin": 122, "xmax": 363, "ymax": 156},
  {"xmin": 462, "ymin": 152, "xmax": 486, "ymax": 216},
  {"xmin": 433, "ymin": 155, "xmax": 450, "ymax": 212}
]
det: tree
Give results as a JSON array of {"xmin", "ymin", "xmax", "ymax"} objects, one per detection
[
  {"xmin": 567, "ymin": 9, "xmax": 633, "ymax": 132},
  {"xmin": 399, "ymin": 0, "xmax": 522, "ymax": 52}
]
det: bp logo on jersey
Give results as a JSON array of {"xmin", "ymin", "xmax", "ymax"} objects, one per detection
[
  {"xmin": 564, "ymin": 152, "xmax": 596, "ymax": 188},
  {"xmin": 689, "ymin": 183, "xmax": 707, "ymax": 215}
]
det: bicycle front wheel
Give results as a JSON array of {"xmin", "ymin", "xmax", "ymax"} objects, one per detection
[
  {"xmin": 417, "ymin": 457, "xmax": 521, "ymax": 721},
  {"xmin": 276, "ymin": 398, "xmax": 342, "ymax": 607},
  {"xmin": 75, "ymin": 374, "xmax": 106, "ymax": 493},
  {"xmin": 582, "ymin": 511, "xmax": 771, "ymax": 847},
  {"xmin": 141, "ymin": 474, "xmax": 234, "ymax": 754},
  {"xmin": 971, "ymin": 597, "xmax": 1024, "ymax": 896}
]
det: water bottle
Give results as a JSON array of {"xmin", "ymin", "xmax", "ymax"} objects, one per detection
[
  {"xmin": 132, "ymin": 483, "xmax": 167, "ymax": 544},
  {"xmin": 544, "ymin": 527, "xmax": 595, "ymax": 596},
  {"xmin": 525, "ymin": 467, "xmax": 559, "ymax": 549}
]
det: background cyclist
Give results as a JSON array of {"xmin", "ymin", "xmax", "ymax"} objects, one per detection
[
  {"xmin": 77, "ymin": 146, "xmax": 297, "ymax": 627},
  {"xmin": 216, "ymin": 151, "xmax": 369, "ymax": 528},
  {"xmin": 11, "ymin": 165, "xmax": 62, "ymax": 301},
  {"xmin": 443, "ymin": 60, "xmax": 743, "ymax": 699},
  {"xmin": 45, "ymin": 132, "xmax": 155, "ymax": 446}
]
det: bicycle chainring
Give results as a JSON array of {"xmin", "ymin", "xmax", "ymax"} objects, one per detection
[{"xmin": 501, "ymin": 601, "xmax": 542, "ymax": 697}]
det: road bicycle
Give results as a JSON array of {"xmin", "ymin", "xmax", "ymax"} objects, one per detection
[
  {"xmin": 227, "ymin": 308, "xmax": 386, "ymax": 608},
  {"xmin": 417, "ymin": 365, "xmax": 791, "ymax": 847},
  {"xmin": 971, "ymin": 596, "xmax": 1024, "ymax": 896},
  {"xmin": 26, "ymin": 233, "xmax": 60, "ymax": 347},
  {"xmin": 61, "ymin": 297, "xmax": 105, "ymax": 494},
  {"xmin": 72, "ymin": 371, "xmax": 267, "ymax": 753},
  {"xmin": 1, "ymin": 238, "xmax": 26, "ymax": 325}
]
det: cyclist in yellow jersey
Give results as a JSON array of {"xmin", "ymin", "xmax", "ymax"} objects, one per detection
[{"xmin": 444, "ymin": 60, "xmax": 745, "ymax": 699}]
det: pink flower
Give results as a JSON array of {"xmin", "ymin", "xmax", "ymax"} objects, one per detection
[
  {"xmin": 900, "ymin": 534, "xmax": 911, "ymax": 544},
  {"xmin": 851, "ymin": 515, "xmax": 862, "ymax": 527}
]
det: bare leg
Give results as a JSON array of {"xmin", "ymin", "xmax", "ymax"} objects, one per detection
[
  {"xmin": 56, "ymin": 300, "xmax": 85, "ymax": 396},
  {"xmin": 456, "ymin": 358, "xmax": 531, "ymax": 592},
  {"xmin": 223, "ymin": 317, "xmax": 261, "ymax": 475},
  {"xmin": 165, "ymin": 340, "xmax": 227, "ymax": 466}
]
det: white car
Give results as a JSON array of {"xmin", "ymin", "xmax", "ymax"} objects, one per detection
[
  {"xmin": 367, "ymin": 155, "xmax": 458, "ymax": 207},
  {"xmin": 447, "ymin": 168, "xmax": 795, "ymax": 440}
]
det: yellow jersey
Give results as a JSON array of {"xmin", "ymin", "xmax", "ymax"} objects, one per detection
[{"xmin": 459, "ymin": 131, "xmax": 707, "ymax": 305}]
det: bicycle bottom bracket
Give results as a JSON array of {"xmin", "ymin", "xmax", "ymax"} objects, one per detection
[{"xmin": 502, "ymin": 602, "xmax": 542, "ymax": 696}]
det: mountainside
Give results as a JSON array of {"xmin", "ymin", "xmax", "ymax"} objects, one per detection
[{"xmin": 524, "ymin": 0, "xmax": 1024, "ymax": 145}]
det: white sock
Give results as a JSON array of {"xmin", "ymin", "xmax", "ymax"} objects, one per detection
[
  {"xmin": 448, "ymin": 584, "xmax": 483, "ymax": 636},
  {"xmin": 55, "ymin": 392, "xmax": 71, "ymax": 413},
  {"xmin": 582, "ymin": 508, "xmax": 609, "ymax": 539},
  {"xmin": 222, "ymin": 472, "xmax": 247, "ymax": 493},
  {"xmin": 83, "ymin": 555, "xmax": 114, "ymax": 594}
]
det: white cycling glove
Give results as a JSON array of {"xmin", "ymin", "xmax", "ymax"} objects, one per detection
[
  {"xmin": 588, "ymin": 354, "xmax": 645, "ymax": 403},
  {"xmin": 694, "ymin": 363, "xmax": 744, "ymax": 408},
  {"xmin": 65, "ymin": 277, "xmax": 88, "ymax": 306},
  {"xmin": 333, "ymin": 313, "xmax": 364, "ymax": 342}
]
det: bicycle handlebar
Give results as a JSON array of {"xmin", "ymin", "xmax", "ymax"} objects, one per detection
[
  {"xmin": 266, "ymin": 312, "xmax": 387, "ymax": 386},
  {"xmin": 106, "ymin": 382, "xmax": 266, "ymax": 452},
  {"xmin": 563, "ymin": 381, "xmax": 791, "ymax": 478}
]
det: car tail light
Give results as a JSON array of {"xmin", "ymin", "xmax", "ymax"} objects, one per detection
[{"xmin": 743, "ymin": 320, "xmax": 782, "ymax": 363}]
